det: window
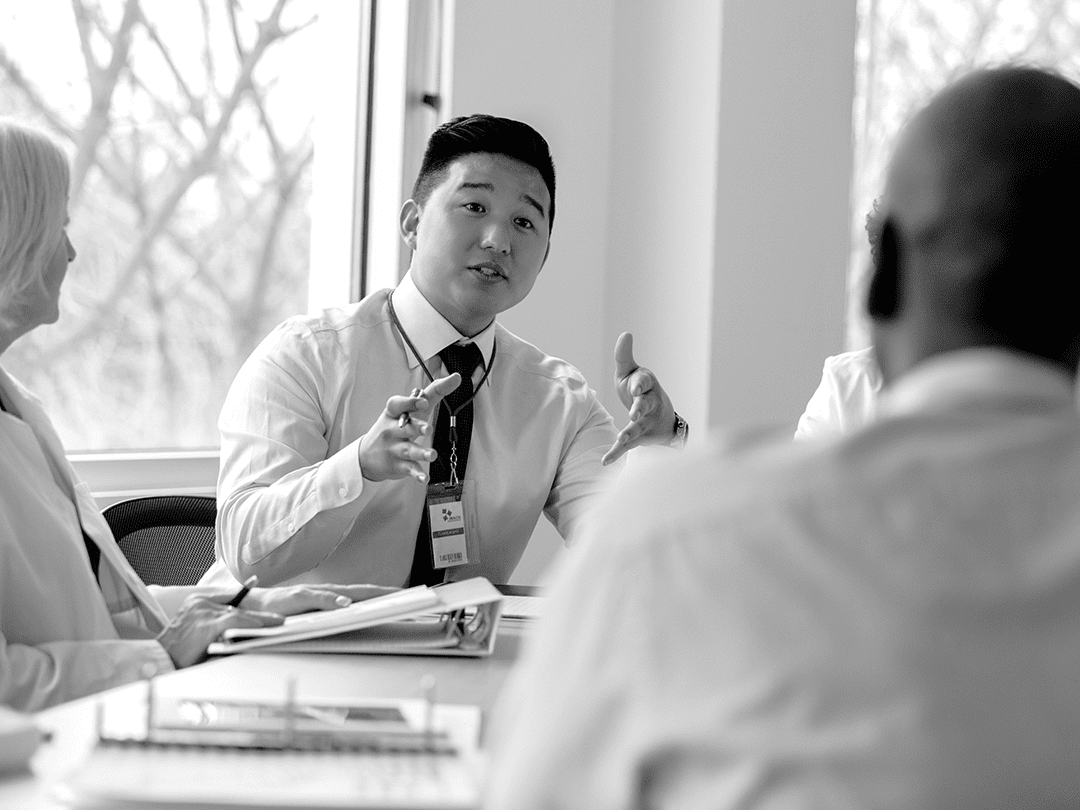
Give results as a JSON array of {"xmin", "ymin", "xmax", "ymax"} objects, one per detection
[
  {"xmin": 847, "ymin": 0, "xmax": 1080, "ymax": 348},
  {"xmin": 2, "ymin": 1, "xmax": 448, "ymax": 501},
  {"xmin": 1, "ymin": 0, "xmax": 338, "ymax": 450}
]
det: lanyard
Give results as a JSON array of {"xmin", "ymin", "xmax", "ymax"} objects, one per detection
[{"xmin": 387, "ymin": 289, "xmax": 496, "ymax": 484}]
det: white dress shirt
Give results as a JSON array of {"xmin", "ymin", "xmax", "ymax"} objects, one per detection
[
  {"xmin": 0, "ymin": 367, "xmax": 173, "ymax": 711},
  {"xmin": 486, "ymin": 348, "xmax": 1080, "ymax": 809},
  {"xmin": 794, "ymin": 346, "xmax": 881, "ymax": 439},
  {"xmin": 203, "ymin": 271, "xmax": 620, "ymax": 588}
]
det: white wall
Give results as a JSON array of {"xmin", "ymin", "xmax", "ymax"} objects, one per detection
[
  {"xmin": 450, "ymin": 0, "xmax": 618, "ymax": 584},
  {"xmin": 709, "ymin": 2, "xmax": 856, "ymax": 427},
  {"xmin": 450, "ymin": 0, "xmax": 858, "ymax": 583},
  {"xmin": 604, "ymin": 0, "xmax": 723, "ymax": 437},
  {"xmin": 451, "ymin": 1, "xmax": 616, "ymax": 408}
]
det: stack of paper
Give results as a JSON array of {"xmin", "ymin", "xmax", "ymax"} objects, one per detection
[{"xmin": 497, "ymin": 594, "xmax": 546, "ymax": 623}]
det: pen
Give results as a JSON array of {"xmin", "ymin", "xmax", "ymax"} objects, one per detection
[
  {"xmin": 227, "ymin": 575, "xmax": 258, "ymax": 608},
  {"xmin": 399, "ymin": 388, "xmax": 423, "ymax": 428}
]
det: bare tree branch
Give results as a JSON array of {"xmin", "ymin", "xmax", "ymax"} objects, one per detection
[
  {"xmin": 136, "ymin": 7, "xmax": 204, "ymax": 125},
  {"xmin": 1014, "ymin": 0, "xmax": 1069, "ymax": 61},
  {"xmin": 4, "ymin": 0, "xmax": 317, "ymax": 446},
  {"xmin": 68, "ymin": 0, "xmax": 142, "ymax": 206},
  {"xmin": 39, "ymin": 0, "xmax": 299, "ymax": 362},
  {"xmin": 0, "ymin": 46, "xmax": 76, "ymax": 136}
]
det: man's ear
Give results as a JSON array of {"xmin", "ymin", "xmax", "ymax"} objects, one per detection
[
  {"xmin": 867, "ymin": 217, "xmax": 902, "ymax": 321},
  {"xmin": 400, "ymin": 199, "xmax": 420, "ymax": 250}
]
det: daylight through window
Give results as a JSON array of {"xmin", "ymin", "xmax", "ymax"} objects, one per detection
[{"xmin": 0, "ymin": 0, "xmax": 327, "ymax": 450}]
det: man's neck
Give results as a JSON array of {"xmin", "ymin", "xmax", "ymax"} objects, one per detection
[
  {"xmin": 876, "ymin": 316, "xmax": 1006, "ymax": 388},
  {"xmin": 429, "ymin": 301, "xmax": 493, "ymax": 339},
  {"xmin": 408, "ymin": 277, "xmax": 494, "ymax": 338},
  {"xmin": 456, "ymin": 319, "xmax": 495, "ymax": 339}
]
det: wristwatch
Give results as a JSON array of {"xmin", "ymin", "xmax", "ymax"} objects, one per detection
[{"xmin": 670, "ymin": 412, "xmax": 689, "ymax": 449}]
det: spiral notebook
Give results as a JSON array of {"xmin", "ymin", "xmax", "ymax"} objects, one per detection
[{"xmin": 56, "ymin": 691, "xmax": 483, "ymax": 809}]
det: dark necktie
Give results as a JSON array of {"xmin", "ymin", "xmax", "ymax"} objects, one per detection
[
  {"xmin": 0, "ymin": 392, "xmax": 101, "ymax": 580},
  {"xmin": 408, "ymin": 342, "xmax": 484, "ymax": 586}
]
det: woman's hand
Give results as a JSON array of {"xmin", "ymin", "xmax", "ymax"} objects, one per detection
[
  {"xmin": 156, "ymin": 594, "xmax": 284, "ymax": 668},
  {"xmin": 156, "ymin": 583, "xmax": 398, "ymax": 668}
]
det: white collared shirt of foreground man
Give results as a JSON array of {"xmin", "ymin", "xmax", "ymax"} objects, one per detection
[{"xmin": 485, "ymin": 347, "xmax": 1080, "ymax": 808}]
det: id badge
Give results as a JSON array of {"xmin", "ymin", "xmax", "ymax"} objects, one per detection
[{"xmin": 426, "ymin": 481, "xmax": 472, "ymax": 569}]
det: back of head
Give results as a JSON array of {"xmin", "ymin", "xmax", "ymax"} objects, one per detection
[
  {"xmin": 0, "ymin": 120, "xmax": 70, "ymax": 331},
  {"xmin": 412, "ymin": 114, "xmax": 556, "ymax": 228},
  {"xmin": 878, "ymin": 66, "xmax": 1080, "ymax": 372}
]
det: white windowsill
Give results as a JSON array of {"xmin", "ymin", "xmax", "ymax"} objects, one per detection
[{"xmin": 69, "ymin": 450, "xmax": 219, "ymax": 507}]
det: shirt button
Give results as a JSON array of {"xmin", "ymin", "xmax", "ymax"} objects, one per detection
[
  {"xmin": 339, "ymin": 485, "xmax": 348, "ymax": 498},
  {"xmin": 287, "ymin": 520, "xmax": 295, "ymax": 533}
]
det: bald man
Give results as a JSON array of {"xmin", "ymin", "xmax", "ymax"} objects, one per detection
[{"xmin": 484, "ymin": 66, "xmax": 1080, "ymax": 809}]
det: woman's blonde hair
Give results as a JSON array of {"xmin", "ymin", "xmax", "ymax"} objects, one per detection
[{"xmin": 0, "ymin": 120, "xmax": 71, "ymax": 332}]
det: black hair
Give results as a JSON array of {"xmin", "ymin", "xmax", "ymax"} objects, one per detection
[{"xmin": 411, "ymin": 114, "xmax": 556, "ymax": 229}]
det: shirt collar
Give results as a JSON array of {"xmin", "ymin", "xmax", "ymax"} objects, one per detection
[
  {"xmin": 878, "ymin": 347, "xmax": 1076, "ymax": 419},
  {"xmin": 390, "ymin": 271, "xmax": 496, "ymax": 372}
]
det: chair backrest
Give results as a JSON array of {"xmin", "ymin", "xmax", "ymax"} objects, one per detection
[{"xmin": 102, "ymin": 495, "xmax": 217, "ymax": 587}]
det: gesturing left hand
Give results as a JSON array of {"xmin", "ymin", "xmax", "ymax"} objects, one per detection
[{"xmin": 602, "ymin": 331, "xmax": 677, "ymax": 466}]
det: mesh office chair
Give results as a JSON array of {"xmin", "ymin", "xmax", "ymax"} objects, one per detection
[{"xmin": 102, "ymin": 495, "xmax": 218, "ymax": 586}]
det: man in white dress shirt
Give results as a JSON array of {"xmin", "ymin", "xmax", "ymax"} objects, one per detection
[
  {"xmin": 484, "ymin": 66, "xmax": 1080, "ymax": 809},
  {"xmin": 795, "ymin": 202, "xmax": 885, "ymax": 440},
  {"xmin": 202, "ymin": 115, "xmax": 686, "ymax": 589},
  {"xmin": 793, "ymin": 344, "xmax": 880, "ymax": 439}
]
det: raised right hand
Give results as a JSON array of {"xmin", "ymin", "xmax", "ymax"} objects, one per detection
[{"xmin": 358, "ymin": 373, "xmax": 461, "ymax": 483}]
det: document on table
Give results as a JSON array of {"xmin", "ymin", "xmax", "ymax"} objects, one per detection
[
  {"xmin": 498, "ymin": 594, "xmax": 546, "ymax": 621},
  {"xmin": 56, "ymin": 691, "xmax": 484, "ymax": 809}
]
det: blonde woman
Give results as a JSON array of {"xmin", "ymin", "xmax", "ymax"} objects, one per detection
[{"xmin": 0, "ymin": 120, "xmax": 381, "ymax": 711}]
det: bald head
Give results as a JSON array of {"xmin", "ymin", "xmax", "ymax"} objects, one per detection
[{"xmin": 871, "ymin": 66, "xmax": 1080, "ymax": 380}]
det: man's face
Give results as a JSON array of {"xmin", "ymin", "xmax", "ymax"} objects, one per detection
[{"xmin": 400, "ymin": 152, "xmax": 552, "ymax": 337}]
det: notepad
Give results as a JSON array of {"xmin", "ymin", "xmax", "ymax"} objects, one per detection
[
  {"xmin": 59, "ymin": 746, "xmax": 480, "ymax": 809},
  {"xmin": 58, "ymin": 745, "xmax": 481, "ymax": 809},
  {"xmin": 57, "ymin": 696, "xmax": 483, "ymax": 809}
]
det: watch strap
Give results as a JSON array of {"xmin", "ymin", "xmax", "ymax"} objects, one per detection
[{"xmin": 670, "ymin": 412, "xmax": 689, "ymax": 449}]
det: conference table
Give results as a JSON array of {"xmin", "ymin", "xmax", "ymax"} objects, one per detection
[{"xmin": 0, "ymin": 614, "xmax": 531, "ymax": 809}]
